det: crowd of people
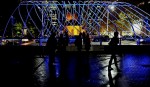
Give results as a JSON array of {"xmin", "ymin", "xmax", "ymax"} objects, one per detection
[
  {"xmin": 45, "ymin": 31, "xmax": 92, "ymax": 85},
  {"xmin": 46, "ymin": 31, "xmax": 92, "ymax": 53},
  {"xmin": 45, "ymin": 30, "xmax": 121, "ymax": 86}
]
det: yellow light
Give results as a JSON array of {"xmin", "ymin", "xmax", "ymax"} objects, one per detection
[{"xmin": 66, "ymin": 26, "xmax": 82, "ymax": 36}]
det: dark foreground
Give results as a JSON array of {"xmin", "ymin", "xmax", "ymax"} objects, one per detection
[{"xmin": 1, "ymin": 46, "xmax": 150, "ymax": 87}]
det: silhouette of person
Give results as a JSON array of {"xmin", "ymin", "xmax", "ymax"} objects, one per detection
[
  {"xmin": 74, "ymin": 32, "xmax": 83, "ymax": 86},
  {"xmin": 109, "ymin": 31, "xmax": 119, "ymax": 46},
  {"xmin": 108, "ymin": 31, "xmax": 121, "ymax": 72},
  {"xmin": 64, "ymin": 31, "xmax": 69, "ymax": 46},
  {"xmin": 108, "ymin": 69, "xmax": 115, "ymax": 87},
  {"xmin": 83, "ymin": 33, "xmax": 91, "ymax": 80},
  {"xmin": 57, "ymin": 33, "xmax": 66, "ymax": 52},
  {"xmin": 57, "ymin": 33, "xmax": 68, "ymax": 82},
  {"xmin": 98, "ymin": 32, "xmax": 102, "ymax": 45},
  {"xmin": 84, "ymin": 33, "xmax": 91, "ymax": 52},
  {"xmin": 82, "ymin": 31, "xmax": 86, "ymax": 45},
  {"xmin": 46, "ymin": 32, "xmax": 57, "ymax": 84},
  {"xmin": 75, "ymin": 32, "xmax": 82, "ymax": 52}
]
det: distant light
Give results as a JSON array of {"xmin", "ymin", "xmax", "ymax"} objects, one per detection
[
  {"xmin": 108, "ymin": 5, "xmax": 115, "ymax": 11},
  {"xmin": 137, "ymin": 2, "xmax": 144, "ymax": 6},
  {"xmin": 132, "ymin": 24, "xmax": 142, "ymax": 35}
]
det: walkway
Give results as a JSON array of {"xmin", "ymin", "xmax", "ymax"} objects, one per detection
[{"xmin": 33, "ymin": 53, "xmax": 150, "ymax": 87}]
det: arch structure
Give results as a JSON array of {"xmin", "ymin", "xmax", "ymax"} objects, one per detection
[{"xmin": 1, "ymin": 1, "xmax": 150, "ymax": 45}]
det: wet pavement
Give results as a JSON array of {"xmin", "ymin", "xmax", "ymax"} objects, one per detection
[
  {"xmin": 32, "ymin": 53, "xmax": 150, "ymax": 87},
  {"xmin": 2, "ymin": 53, "xmax": 150, "ymax": 87}
]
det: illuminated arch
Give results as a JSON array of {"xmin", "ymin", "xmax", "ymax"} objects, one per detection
[{"xmin": 1, "ymin": 1, "xmax": 150, "ymax": 44}]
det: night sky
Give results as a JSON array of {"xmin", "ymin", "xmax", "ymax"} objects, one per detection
[{"xmin": 0, "ymin": 0, "xmax": 19, "ymax": 29}]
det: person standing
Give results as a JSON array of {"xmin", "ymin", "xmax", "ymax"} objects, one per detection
[
  {"xmin": 75, "ymin": 32, "xmax": 82, "ymax": 52},
  {"xmin": 57, "ymin": 33, "xmax": 68, "ymax": 83},
  {"xmin": 46, "ymin": 32, "xmax": 57, "ymax": 84},
  {"xmin": 84, "ymin": 33, "xmax": 91, "ymax": 52},
  {"xmin": 64, "ymin": 31, "xmax": 69, "ymax": 46},
  {"xmin": 84, "ymin": 33, "xmax": 91, "ymax": 80},
  {"xmin": 74, "ymin": 32, "xmax": 83, "ymax": 86}
]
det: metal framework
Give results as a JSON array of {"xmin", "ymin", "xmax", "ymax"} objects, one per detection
[{"xmin": 1, "ymin": 1, "xmax": 150, "ymax": 45}]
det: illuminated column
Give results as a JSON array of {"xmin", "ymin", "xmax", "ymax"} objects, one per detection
[
  {"xmin": 107, "ymin": 10, "xmax": 109, "ymax": 36},
  {"xmin": 11, "ymin": 16, "xmax": 15, "ymax": 38},
  {"xmin": 144, "ymin": 17, "xmax": 149, "ymax": 35}
]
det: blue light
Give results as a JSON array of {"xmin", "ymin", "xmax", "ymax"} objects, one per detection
[{"xmin": 122, "ymin": 54, "xmax": 150, "ymax": 85}]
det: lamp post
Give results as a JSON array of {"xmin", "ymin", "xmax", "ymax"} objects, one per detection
[
  {"xmin": 21, "ymin": 25, "xmax": 27, "ymax": 45},
  {"xmin": 107, "ymin": 10, "xmax": 109, "ymax": 36},
  {"xmin": 107, "ymin": 5, "xmax": 115, "ymax": 36}
]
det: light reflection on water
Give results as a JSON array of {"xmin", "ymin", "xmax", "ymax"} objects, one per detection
[
  {"xmin": 33, "ymin": 53, "xmax": 150, "ymax": 87},
  {"xmin": 122, "ymin": 54, "xmax": 150, "ymax": 86}
]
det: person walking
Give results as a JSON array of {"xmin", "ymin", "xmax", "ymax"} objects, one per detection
[{"xmin": 108, "ymin": 31, "xmax": 121, "ymax": 72}]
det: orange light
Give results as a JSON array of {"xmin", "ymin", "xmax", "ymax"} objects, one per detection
[
  {"xmin": 66, "ymin": 13, "xmax": 72, "ymax": 21},
  {"xmin": 66, "ymin": 13, "xmax": 78, "ymax": 21}
]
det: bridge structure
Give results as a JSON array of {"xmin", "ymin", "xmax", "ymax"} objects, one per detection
[{"xmin": 1, "ymin": 1, "xmax": 150, "ymax": 45}]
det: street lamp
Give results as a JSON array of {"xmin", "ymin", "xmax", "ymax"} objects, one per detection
[
  {"xmin": 107, "ymin": 5, "xmax": 115, "ymax": 36},
  {"xmin": 23, "ymin": 26, "xmax": 27, "ymax": 36},
  {"xmin": 37, "ymin": 5, "xmax": 44, "ymax": 46},
  {"xmin": 108, "ymin": 5, "xmax": 115, "ymax": 11}
]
